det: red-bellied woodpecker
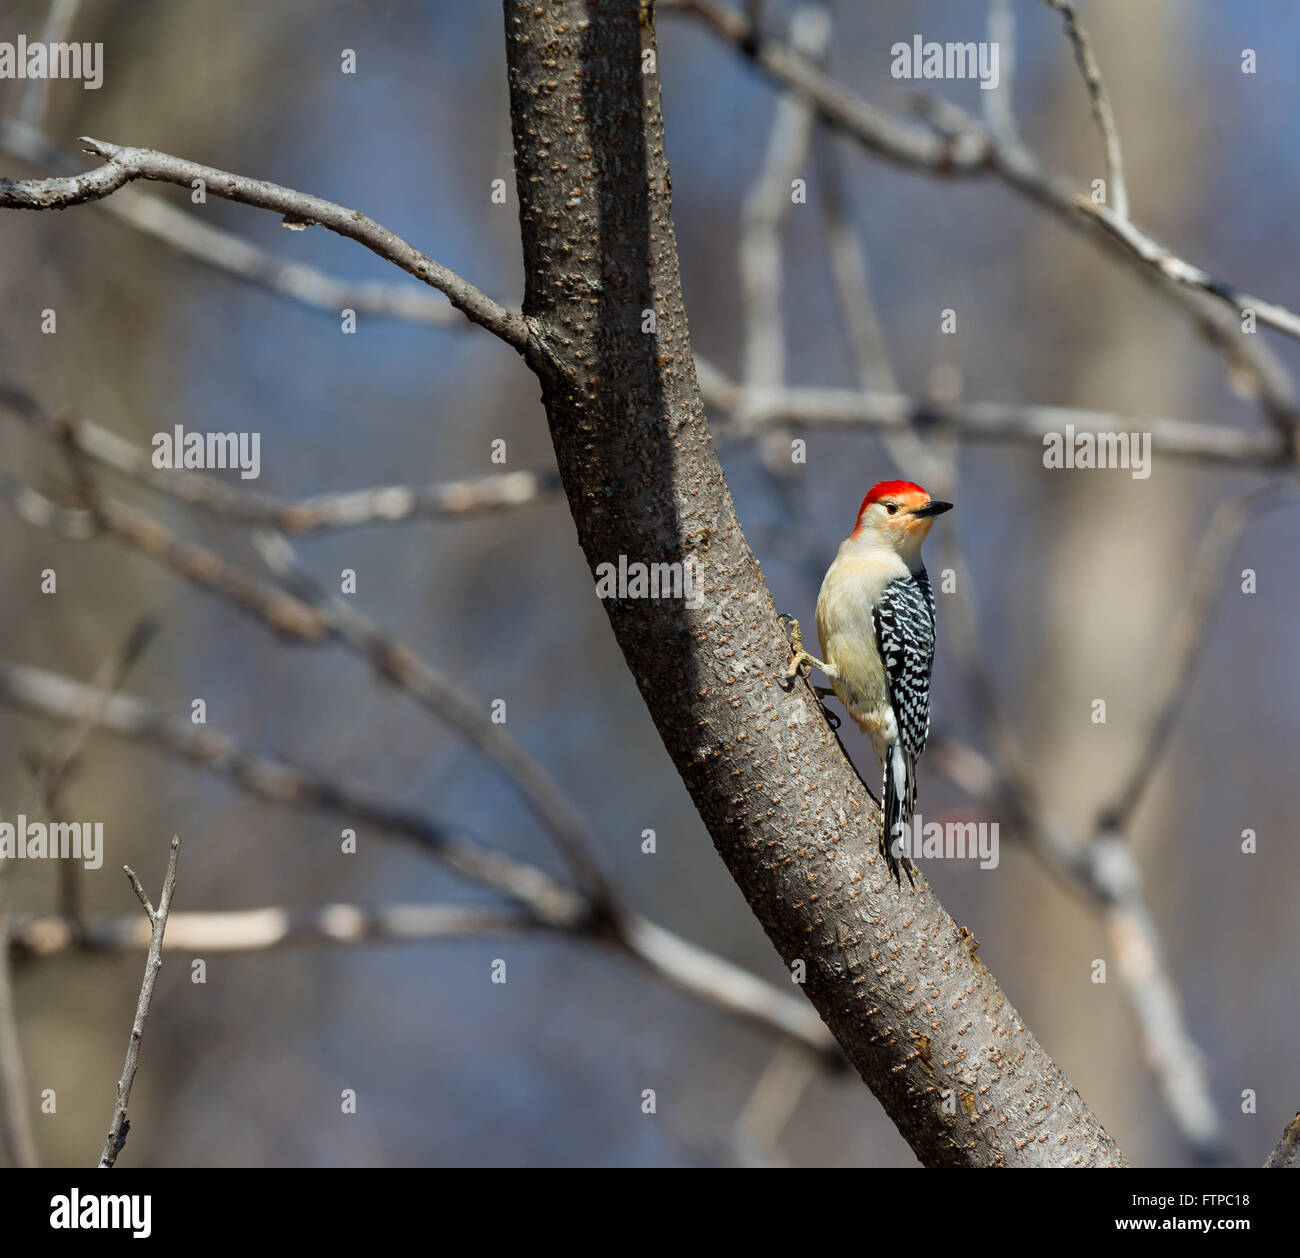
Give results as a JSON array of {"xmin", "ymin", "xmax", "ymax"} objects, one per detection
[{"xmin": 782, "ymin": 480, "xmax": 952, "ymax": 883}]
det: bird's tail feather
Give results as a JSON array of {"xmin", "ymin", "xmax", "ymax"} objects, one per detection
[{"xmin": 882, "ymin": 742, "xmax": 915, "ymax": 886}]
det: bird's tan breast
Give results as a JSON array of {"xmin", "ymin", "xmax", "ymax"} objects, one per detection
[{"xmin": 815, "ymin": 544, "xmax": 908, "ymax": 752}]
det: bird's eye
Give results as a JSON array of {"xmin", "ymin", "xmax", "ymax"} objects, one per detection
[{"xmin": 884, "ymin": 502, "xmax": 899, "ymax": 515}]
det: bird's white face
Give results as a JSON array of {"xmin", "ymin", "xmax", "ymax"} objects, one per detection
[{"xmin": 852, "ymin": 488, "xmax": 952, "ymax": 563}]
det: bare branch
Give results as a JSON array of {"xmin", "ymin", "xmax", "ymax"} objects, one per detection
[
  {"xmin": 2, "ymin": 376, "xmax": 613, "ymax": 907},
  {"xmin": 25, "ymin": 617, "xmax": 160, "ymax": 810},
  {"xmin": 6, "ymin": 413, "xmax": 613, "ymax": 910},
  {"xmin": 252, "ymin": 531, "xmax": 617, "ymax": 908},
  {"xmin": 0, "ymin": 657, "xmax": 834, "ymax": 1055},
  {"xmin": 668, "ymin": 0, "xmax": 1300, "ymax": 411},
  {"xmin": 0, "ymin": 373, "xmax": 560, "ymax": 530},
  {"xmin": 0, "ymin": 615, "xmax": 156, "ymax": 1174},
  {"xmin": 1096, "ymin": 486, "xmax": 1298, "ymax": 833},
  {"xmin": 704, "ymin": 372, "xmax": 1291, "ymax": 470},
  {"xmin": 1036, "ymin": 0, "xmax": 1128, "ymax": 219},
  {"xmin": 26, "ymin": 615, "xmax": 160, "ymax": 930},
  {"xmin": 1078, "ymin": 196, "xmax": 1300, "ymax": 344},
  {"xmin": 0, "ymin": 137, "xmax": 530, "ymax": 350},
  {"xmin": 663, "ymin": 0, "xmax": 988, "ymax": 170},
  {"xmin": 0, "ymin": 882, "xmax": 40, "ymax": 1167},
  {"xmin": 815, "ymin": 115, "xmax": 951, "ymax": 491},
  {"xmin": 817, "ymin": 142, "xmax": 897, "ymax": 396},
  {"xmin": 0, "ymin": 119, "xmax": 467, "ymax": 328},
  {"xmin": 98, "ymin": 836, "xmax": 180, "ymax": 1168},
  {"xmin": 0, "ymin": 157, "xmax": 125, "ymax": 208},
  {"xmin": 122, "ymin": 866, "xmax": 156, "ymax": 923},
  {"xmin": 928, "ymin": 737, "xmax": 1225, "ymax": 1160},
  {"xmin": 505, "ymin": 0, "xmax": 1123, "ymax": 1165},
  {"xmin": 126, "ymin": 463, "xmax": 562, "ymax": 534},
  {"xmin": 13, "ymin": 902, "xmax": 537, "ymax": 957},
  {"xmin": 88, "ymin": 493, "xmax": 333, "ymax": 641},
  {"xmin": 738, "ymin": 5, "xmax": 827, "ymax": 395},
  {"xmin": 0, "ymin": 655, "xmax": 586, "ymax": 918}
]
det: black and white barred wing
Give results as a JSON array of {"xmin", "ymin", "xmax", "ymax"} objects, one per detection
[{"xmin": 871, "ymin": 570, "xmax": 937, "ymax": 771}]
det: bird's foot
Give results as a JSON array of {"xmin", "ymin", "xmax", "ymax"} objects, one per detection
[{"xmin": 777, "ymin": 614, "xmax": 835, "ymax": 685}]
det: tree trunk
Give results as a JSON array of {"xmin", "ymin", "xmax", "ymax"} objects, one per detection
[{"xmin": 503, "ymin": 0, "xmax": 1125, "ymax": 1167}]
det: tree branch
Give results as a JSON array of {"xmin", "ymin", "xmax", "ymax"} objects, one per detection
[
  {"xmin": 702, "ymin": 373, "xmax": 1291, "ymax": 471},
  {"xmin": 0, "ymin": 372, "xmax": 561, "ymax": 530},
  {"xmin": 1095, "ymin": 485, "xmax": 1297, "ymax": 833},
  {"xmin": 668, "ymin": 0, "xmax": 1300, "ymax": 437},
  {"xmin": 0, "ymin": 136, "xmax": 530, "ymax": 349},
  {"xmin": 0, "ymin": 881, "xmax": 39, "ymax": 1167},
  {"xmin": 0, "ymin": 118, "xmax": 468, "ymax": 328},
  {"xmin": 503, "ymin": 0, "xmax": 1124, "ymax": 1166},
  {"xmin": 0, "ymin": 657, "xmax": 835, "ymax": 1056},
  {"xmin": 98, "ymin": 836, "xmax": 180, "ymax": 1168},
  {"xmin": 13, "ymin": 902, "xmax": 537, "ymax": 957},
  {"xmin": 1036, "ymin": 0, "xmax": 1128, "ymax": 219}
]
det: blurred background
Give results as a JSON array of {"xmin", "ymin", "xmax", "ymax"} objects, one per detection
[{"xmin": 0, "ymin": 0, "xmax": 1297, "ymax": 1168}]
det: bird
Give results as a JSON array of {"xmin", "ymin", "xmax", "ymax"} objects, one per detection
[{"xmin": 782, "ymin": 480, "xmax": 952, "ymax": 883}]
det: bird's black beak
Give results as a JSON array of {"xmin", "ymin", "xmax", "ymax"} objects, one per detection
[{"xmin": 912, "ymin": 500, "xmax": 953, "ymax": 518}]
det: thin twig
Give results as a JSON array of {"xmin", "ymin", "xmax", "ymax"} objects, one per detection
[
  {"xmin": 0, "ymin": 657, "xmax": 835, "ymax": 1055},
  {"xmin": 0, "ymin": 374, "xmax": 561, "ymax": 529},
  {"xmin": 0, "ymin": 608, "xmax": 154, "ymax": 1174},
  {"xmin": 703, "ymin": 373, "xmax": 1291, "ymax": 470},
  {"xmin": 98, "ymin": 836, "xmax": 180, "ymax": 1168},
  {"xmin": 1096, "ymin": 486, "xmax": 1297, "ymax": 833},
  {"xmin": 25, "ymin": 615, "xmax": 160, "ymax": 929},
  {"xmin": 0, "ymin": 882, "xmax": 40, "ymax": 1167},
  {"xmin": 252, "ymin": 531, "xmax": 617, "ymax": 909},
  {"xmin": 0, "ymin": 137, "xmax": 530, "ymax": 350},
  {"xmin": 0, "ymin": 119, "xmax": 465, "ymax": 326},
  {"xmin": 926, "ymin": 736, "xmax": 1226, "ymax": 1161},
  {"xmin": 9, "ymin": 382, "xmax": 616, "ymax": 910},
  {"xmin": 736, "ymin": 4, "xmax": 837, "ymax": 571},
  {"xmin": 668, "ymin": 0, "xmax": 1300, "ymax": 416},
  {"xmin": 1035, "ymin": 0, "xmax": 1128, "ymax": 219},
  {"xmin": 1078, "ymin": 194, "xmax": 1300, "ymax": 344},
  {"xmin": 0, "ymin": 655, "xmax": 586, "ymax": 920},
  {"xmin": 13, "ymin": 902, "xmax": 536, "ymax": 957},
  {"xmin": 4, "ymin": 453, "xmax": 613, "ymax": 907},
  {"xmin": 815, "ymin": 117, "xmax": 950, "ymax": 492},
  {"xmin": 738, "ymin": 4, "xmax": 827, "ymax": 396}
]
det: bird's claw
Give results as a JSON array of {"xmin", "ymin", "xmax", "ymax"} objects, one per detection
[{"xmin": 777, "ymin": 612, "xmax": 808, "ymax": 685}]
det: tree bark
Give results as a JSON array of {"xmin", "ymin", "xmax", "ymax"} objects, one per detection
[{"xmin": 503, "ymin": 0, "xmax": 1125, "ymax": 1167}]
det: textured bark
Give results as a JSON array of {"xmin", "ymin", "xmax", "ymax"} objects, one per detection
[
  {"xmin": 503, "ymin": 0, "xmax": 1125, "ymax": 1167},
  {"xmin": 1264, "ymin": 1114, "xmax": 1300, "ymax": 1168}
]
